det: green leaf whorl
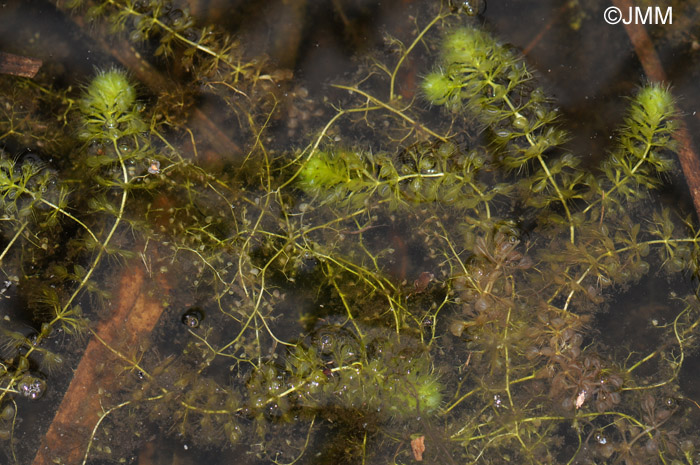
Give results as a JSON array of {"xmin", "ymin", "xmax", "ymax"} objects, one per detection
[{"xmin": 78, "ymin": 68, "xmax": 146, "ymax": 142}]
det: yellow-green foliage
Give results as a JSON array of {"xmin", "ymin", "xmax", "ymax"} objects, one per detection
[
  {"xmin": 600, "ymin": 83, "xmax": 677, "ymax": 200},
  {"xmin": 1, "ymin": 5, "xmax": 700, "ymax": 465},
  {"xmin": 78, "ymin": 69, "xmax": 145, "ymax": 142},
  {"xmin": 261, "ymin": 329, "xmax": 443, "ymax": 420},
  {"xmin": 296, "ymin": 142, "xmax": 509, "ymax": 211}
]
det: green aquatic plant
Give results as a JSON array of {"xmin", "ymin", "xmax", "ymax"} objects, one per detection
[
  {"xmin": 1, "ymin": 2, "xmax": 700, "ymax": 465},
  {"xmin": 0, "ymin": 63, "xmax": 163, "ymax": 463},
  {"xmin": 66, "ymin": 0, "xmax": 290, "ymax": 128},
  {"xmin": 598, "ymin": 84, "xmax": 677, "ymax": 202},
  {"xmin": 296, "ymin": 142, "xmax": 508, "ymax": 211},
  {"xmin": 251, "ymin": 325, "xmax": 443, "ymax": 421},
  {"xmin": 425, "ymin": 26, "xmax": 581, "ymax": 245},
  {"xmin": 78, "ymin": 68, "xmax": 142, "ymax": 142}
]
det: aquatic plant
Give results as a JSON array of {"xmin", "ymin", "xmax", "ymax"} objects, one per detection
[
  {"xmin": 0, "ymin": 2, "xmax": 700, "ymax": 465},
  {"xmin": 296, "ymin": 142, "xmax": 507, "ymax": 211}
]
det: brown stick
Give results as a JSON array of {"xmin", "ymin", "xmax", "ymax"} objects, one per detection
[
  {"xmin": 32, "ymin": 265, "xmax": 167, "ymax": 465},
  {"xmin": 0, "ymin": 51, "xmax": 42, "ymax": 78},
  {"xmin": 613, "ymin": 0, "xmax": 700, "ymax": 218},
  {"xmin": 522, "ymin": 5, "xmax": 568, "ymax": 56}
]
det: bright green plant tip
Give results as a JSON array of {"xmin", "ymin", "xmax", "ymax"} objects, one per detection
[
  {"xmin": 402, "ymin": 371, "xmax": 442, "ymax": 414},
  {"xmin": 421, "ymin": 70, "xmax": 454, "ymax": 105},
  {"xmin": 80, "ymin": 68, "xmax": 136, "ymax": 115},
  {"xmin": 442, "ymin": 27, "xmax": 493, "ymax": 66},
  {"xmin": 298, "ymin": 152, "xmax": 348, "ymax": 192},
  {"xmin": 78, "ymin": 68, "xmax": 147, "ymax": 142},
  {"xmin": 634, "ymin": 83, "xmax": 676, "ymax": 127}
]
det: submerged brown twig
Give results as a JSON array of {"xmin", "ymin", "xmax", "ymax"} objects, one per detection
[{"xmin": 0, "ymin": 51, "xmax": 41, "ymax": 78}]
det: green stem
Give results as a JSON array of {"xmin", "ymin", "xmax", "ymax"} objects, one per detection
[
  {"xmin": 389, "ymin": 9, "xmax": 449, "ymax": 101},
  {"xmin": 331, "ymin": 84, "xmax": 447, "ymax": 142},
  {"xmin": 490, "ymin": 79, "xmax": 574, "ymax": 243},
  {"xmin": 0, "ymin": 221, "xmax": 26, "ymax": 264},
  {"xmin": 583, "ymin": 132, "xmax": 656, "ymax": 215}
]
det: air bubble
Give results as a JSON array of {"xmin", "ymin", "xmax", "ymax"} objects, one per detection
[
  {"xmin": 18, "ymin": 375, "xmax": 47, "ymax": 400},
  {"xmin": 148, "ymin": 159, "xmax": 161, "ymax": 174},
  {"xmin": 182, "ymin": 307, "xmax": 204, "ymax": 328}
]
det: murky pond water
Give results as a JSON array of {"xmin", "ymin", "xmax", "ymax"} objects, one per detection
[{"xmin": 2, "ymin": 1, "xmax": 700, "ymax": 464}]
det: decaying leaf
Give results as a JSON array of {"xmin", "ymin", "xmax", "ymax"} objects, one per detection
[{"xmin": 411, "ymin": 435, "xmax": 425, "ymax": 461}]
